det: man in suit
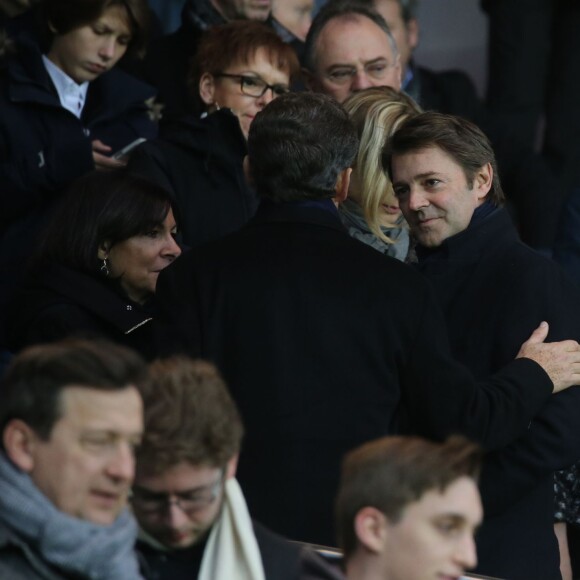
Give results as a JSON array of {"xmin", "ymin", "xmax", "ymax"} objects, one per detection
[
  {"xmin": 386, "ymin": 111, "xmax": 580, "ymax": 579},
  {"xmin": 156, "ymin": 91, "xmax": 580, "ymax": 546}
]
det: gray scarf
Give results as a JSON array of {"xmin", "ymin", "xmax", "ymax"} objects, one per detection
[
  {"xmin": 339, "ymin": 198, "xmax": 410, "ymax": 262},
  {"xmin": 0, "ymin": 452, "xmax": 143, "ymax": 579}
]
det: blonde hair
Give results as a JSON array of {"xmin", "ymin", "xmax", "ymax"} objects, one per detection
[{"xmin": 342, "ymin": 87, "xmax": 421, "ymax": 243}]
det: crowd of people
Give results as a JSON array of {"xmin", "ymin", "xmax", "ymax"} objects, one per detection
[{"xmin": 1, "ymin": 1, "xmax": 580, "ymax": 579}]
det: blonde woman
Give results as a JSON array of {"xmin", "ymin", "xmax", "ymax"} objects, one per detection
[{"xmin": 340, "ymin": 87, "xmax": 421, "ymax": 261}]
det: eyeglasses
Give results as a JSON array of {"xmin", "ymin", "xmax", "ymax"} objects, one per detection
[
  {"xmin": 131, "ymin": 475, "xmax": 224, "ymax": 516},
  {"xmin": 212, "ymin": 73, "xmax": 290, "ymax": 98},
  {"xmin": 325, "ymin": 60, "xmax": 397, "ymax": 86}
]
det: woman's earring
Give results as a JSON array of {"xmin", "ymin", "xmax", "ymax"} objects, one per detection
[{"xmin": 100, "ymin": 258, "xmax": 110, "ymax": 277}]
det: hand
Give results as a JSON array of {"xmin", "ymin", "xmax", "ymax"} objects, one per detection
[
  {"xmin": 517, "ymin": 321, "xmax": 580, "ymax": 393},
  {"xmin": 92, "ymin": 139, "xmax": 126, "ymax": 170}
]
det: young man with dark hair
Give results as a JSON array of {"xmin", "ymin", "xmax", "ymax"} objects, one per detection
[
  {"xmin": 0, "ymin": 339, "xmax": 146, "ymax": 579},
  {"xmin": 386, "ymin": 111, "xmax": 580, "ymax": 580},
  {"xmin": 337, "ymin": 436, "xmax": 483, "ymax": 580},
  {"xmin": 133, "ymin": 356, "xmax": 303, "ymax": 580}
]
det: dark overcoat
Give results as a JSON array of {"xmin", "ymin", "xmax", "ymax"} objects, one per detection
[
  {"xmin": 416, "ymin": 208, "xmax": 580, "ymax": 580},
  {"xmin": 156, "ymin": 202, "xmax": 552, "ymax": 545}
]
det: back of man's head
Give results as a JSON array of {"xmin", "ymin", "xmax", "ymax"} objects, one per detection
[
  {"xmin": 336, "ymin": 435, "xmax": 482, "ymax": 559},
  {"xmin": 384, "ymin": 111, "xmax": 505, "ymax": 205},
  {"xmin": 136, "ymin": 357, "xmax": 244, "ymax": 476},
  {"xmin": 247, "ymin": 91, "xmax": 359, "ymax": 202},
  {"xmin": 0, "ymin": 339, "xmax": 146, "ymax": 444}
]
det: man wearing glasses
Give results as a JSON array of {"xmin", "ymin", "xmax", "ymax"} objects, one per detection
[
  {"xmin": 132, "ymin": 357, "xmax": 303, "ymax": 580},
  {"xmin": 303, "ymin": 2, "xmax": 402, "ymax": 103}
]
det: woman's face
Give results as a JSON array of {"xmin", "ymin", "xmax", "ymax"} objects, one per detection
[
  {"xmin": 102, "ymin": 208, "xmax": 181, "ymax": 304},
  {"xmin": 199, "ymin": 47, "xmax": 291, "ymax": 138}
]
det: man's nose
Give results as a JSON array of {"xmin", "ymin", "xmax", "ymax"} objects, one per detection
[
  {"xmin": 456, "ymin": 534, "xmax": 478, "ymax": 571},
  {"xmin": 105, "ymin": 441, "xmax": 135, "ymax": 482},
  {"xmin": 99, "ymin": 38, "xmax": 116, "ymax": 60},
  {"xmin": 165, "ymin": 502, "xmax": 190, "ymax": 527},
  {"xmin": 351, "ymin": 69, "xmax": 373, "ymax": 91},
  {"xmin": 407, "ymin": 188, "xmax": 429, "ymax": 211}
]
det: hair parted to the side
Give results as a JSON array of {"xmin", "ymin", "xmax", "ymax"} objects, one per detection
[
  {"xmin": 304, "ymin": 0, "xmax": 398, "ymax": 73},
  {"xmin": 336, "ymin": 435, "xmax": 482, "ymax": 558},
  {"xmin": 0, "ymin": 339, "xmax": 147, "ymax": 444},
  {"xmin": 43, "ymin": 0, "xmax": 150, "ymax": 57},
  {"xmin": 247, "ymin": 92, "xmax": 359, "ymax": 202},
  {"xmin": 343, "ymin": 87, "xmax": 421, "ymax": 243},
  {"xmin": 383, "ymin": 111, "xmax": 505, "ymax": 205},
  {"xmin": 136, "ymin": 357, "xmax": 244, "ymax": 475},
  {"xmin": 36, "ymin": 169, "xmax": 177, "ymax": 276},
  {"xmin": 190, "ymin": 20, "xmax": 300, "ymax": 109}
]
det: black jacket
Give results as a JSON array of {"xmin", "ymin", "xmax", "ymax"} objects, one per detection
[
  {"xmin": 416, "ymin": 207, "xmax": 580, "ymax": 580},
  {"xmin": 127, "ymin": 109, "xmax": 258, "ymax": 248},
  {"xmin": 8, "ymin": 262, "xmax": 162, "ymax": 360},
  {"xmin": 156, "ymin": 201, "xmax": 553, "ymax": 545},
  {"xmin": 0, "ymin": 37, "xmax": 157, "ymax": 344}
]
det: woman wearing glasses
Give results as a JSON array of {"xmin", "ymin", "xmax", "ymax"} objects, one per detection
[{"xmin": 127, "ymin": 20, "xmax": 300, "ymax": 247}]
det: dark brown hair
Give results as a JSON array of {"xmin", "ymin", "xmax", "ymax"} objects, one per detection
[
  {"xmin": 136, "ymin": 358, "xmax": 244, "ymax": 475},
  {"xmin": 0, "ymin": 339, "xmax": 147, "ymax": 442},
  {"xmin": 336, "ymin": 435, "xmax": 482, "ymax": 558},
  {"xmin": 383, "ymin": 111, "xmax": 505, "ymax": 205},
  {"xmin": 44, "ymin": 0, "xmax": 150, "ymax": 57}
]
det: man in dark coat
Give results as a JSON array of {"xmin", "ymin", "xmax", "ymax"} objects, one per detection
[
  {"xmin": 387, "ymin": 111, "xmax": 580, "ymax": 580},
  {"xmin": 156, "ymin": 92, "xmax": 580, "ymax": 547}
]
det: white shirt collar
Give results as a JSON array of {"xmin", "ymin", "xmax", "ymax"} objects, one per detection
[{"xmin": 42, "ymin": 55, "xmax": 89, "ymax": 119}]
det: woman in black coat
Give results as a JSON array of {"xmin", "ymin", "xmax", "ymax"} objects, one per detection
[
  {"xmin": 8, "ymin": 170, "xmax": 181, "ymax": 360},
  {"xmin": 127, "ymin": 20, "xmax": 300, "ymax": 248}
]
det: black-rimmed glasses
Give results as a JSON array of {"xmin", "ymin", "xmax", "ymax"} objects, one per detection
[{"xmin": 213, "ymin": 73, "xmax": 290, "ymax": 98}]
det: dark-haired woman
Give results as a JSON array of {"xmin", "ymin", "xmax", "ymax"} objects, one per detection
[
  {"xmin": 0, "ymin": 0, "xmax": 157, "ymax": 344},
  {"xmin": 8, "ymin": 170, "xmax": 181, "ymax": 359}
]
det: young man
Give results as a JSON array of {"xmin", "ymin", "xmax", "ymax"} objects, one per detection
[
  {"xmin": 0, "ymin": 0, "xmax": 156, "ymax": 344},
  {"xmin": 336, "ymin": 435, "xmax": 483, "ymax": 580},
  {"xmin": 0, "ymin": 339, "xmax": 146, "ymax": 579},
  {"xmin": 132, "ymin": 356, "xmax": 303, "ymax": 580},
  {"xmin": 386, "ymin": 111, "xmax": 580, "ymax": 579}
]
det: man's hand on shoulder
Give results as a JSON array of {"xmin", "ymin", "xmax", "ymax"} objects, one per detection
[{"xmin": 517, "ymin": 321, "xmax": 580, "ymax": 393}]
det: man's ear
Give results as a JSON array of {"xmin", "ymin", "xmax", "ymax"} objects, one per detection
[
  {"xmin": 406, "ymin": 18, "xmax": 419, "ymax": 51},
  {"xmin": 3, "ymin": 419, "xmax": 38, "ymax": 473},
  {"xmin": 97, "ymin": 241, "xmax": 110, "ymax": 261},
  {"xmin": 354, "ymin": 506, "xmax": 389, "ymax": 554},
  {"xmin": 333, "ymin": 167, "xmax": 352, "ymax": 205},
  {"xmin": 474, "ymin": 162, "xmax": 493, "ymax": 203},
  {"xmin": 199, "ymin": 72, "xmax": 217, "ymax": 107},
  {"xmin": 225, "ymin": 453, "xmax": 239, "ymax": 480}
]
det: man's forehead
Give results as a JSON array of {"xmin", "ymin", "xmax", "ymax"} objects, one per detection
[
  {"xmin": 136, "ymin": 462, "xmax": 222, "ymax": 491},
  {"xmin": 58, "ymin": 384, "xmax": 142, "ymax": 428},
  {"xmin": 316, "ymin": 14, "xmax": 394, "ymax": 64}
]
